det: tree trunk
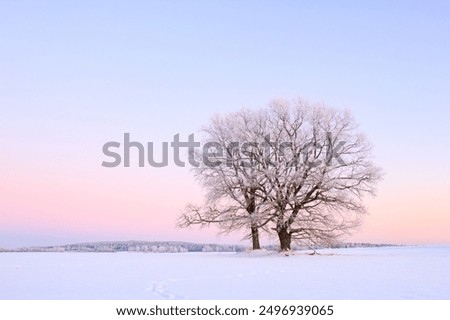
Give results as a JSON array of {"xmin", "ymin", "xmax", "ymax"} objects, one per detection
[
  {"xmin": 251, "ymin": 226, "xmax": 261, "ymax": 250},
  {"xmin": 247, "ymin": 190, "xmax": 261, "ymax": 250},
  {"xmin": 278, "ymin": 226, "xmax": 291, "ymax": 252}
]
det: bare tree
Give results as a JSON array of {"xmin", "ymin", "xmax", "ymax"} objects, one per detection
[
  {"xmin": 178, "ymin": 98, "xmax": 382, "ymax": 252},
  {"xmin": 251, "ymin": 99, "xmax": 382, "ymax": 251},
  {"xmin": 178, "ymin": 110, "xmax": 270, "ymax": 250}
]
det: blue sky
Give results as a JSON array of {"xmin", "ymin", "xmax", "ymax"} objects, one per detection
[{"xmin": 1, "ymin": 1, "xmax": 449, "ymax": 247}]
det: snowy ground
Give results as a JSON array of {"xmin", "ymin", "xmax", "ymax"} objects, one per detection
[{"xmin": 1, "ymin": 246, "xmax": 449, "ymax": 299}]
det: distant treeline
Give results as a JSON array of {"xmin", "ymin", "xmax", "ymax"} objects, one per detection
[{"xmin": 0, "ymin": 241, "xmax": 399, "ymax": 253}]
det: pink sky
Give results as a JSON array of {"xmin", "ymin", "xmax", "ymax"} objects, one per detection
[
  {"xmin": 1, "ymin": 146, "xmax": 449, "ymax": 248},
  {"xmin": 1, "ymin": 1, "xmax": 450, "ymax": 248}
]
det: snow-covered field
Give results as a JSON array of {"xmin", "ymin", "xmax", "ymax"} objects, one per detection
[{"xmin": 1, "ymin": 246, "xmax": 449, "ymax": 299}]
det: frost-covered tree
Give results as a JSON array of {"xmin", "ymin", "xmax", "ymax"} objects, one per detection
[
  {"xmin": 178, "ymin": 110, "xmax": 271, "ymax": 249},
  {"xmin": 255, "ymin": 99, "xmax": 382, "ymax": 251},
  {"xmin": 179, "ymin": 98, "xmax": 382, "ymax": 251}
]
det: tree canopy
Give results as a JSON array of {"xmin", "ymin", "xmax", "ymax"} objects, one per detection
[{"xmin": 178, "ymin": 98, "xmax": 382, "ymax": 251}]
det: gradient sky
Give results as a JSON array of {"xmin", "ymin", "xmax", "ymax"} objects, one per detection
[{"xmin": 1, "ymin": 1, "xmax": 449, "ymax": 248}]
